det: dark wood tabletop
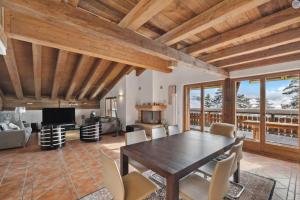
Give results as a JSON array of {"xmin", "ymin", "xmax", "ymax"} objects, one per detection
[{"xmin": 120, "ymin": 131, "xmax": 236, "ymax": 200}]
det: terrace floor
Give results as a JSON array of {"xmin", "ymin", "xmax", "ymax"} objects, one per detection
[
  {"xmin": 191, "ymin": 125, "xmax": 299, "ymax": 147},
  {"xmin": 0, "ymin": 133, "xmax": 299, "ymax": 200}
]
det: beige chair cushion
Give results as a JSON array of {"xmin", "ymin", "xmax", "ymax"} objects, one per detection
[
  {"xmin": 151, "ymin": 127, "xmax": 167, "ymax": 139},
  {"xmin": 123, "ymin": 171, "xmax": 156, "ymax": 200},
  {"xmin": 181, "ymin": 154, "xmax": 235, "ymax": 200},
  {"xmin": 210, "ymin": 123, "xmax": 235, "ymax": 138},
  {"xmin": 180, "ymin": 173, "xmax": 210, "ymax": 200},
  {"xmin": 125, "ymin": 130, "xmax": 147, "ymax": 145},
  {"xmin": 168, "ymin": 125, "xmax": 180, "ymax": 135},
  {"xmin": 100, "ymin": 151, "xmax": 125, "ymax": 200},
  {"xmin": 129, "ymin": 159, "xmax": 148, "ymax": 173}
]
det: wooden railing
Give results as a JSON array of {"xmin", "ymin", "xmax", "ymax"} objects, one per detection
[{"xmin": 190, "ymin": 108, "xmax": 299, "ymax": 138}]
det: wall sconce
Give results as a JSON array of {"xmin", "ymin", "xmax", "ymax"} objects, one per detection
[{"xmin": 118, "ymin": 92, "xmax": 124, "ymax": 100}]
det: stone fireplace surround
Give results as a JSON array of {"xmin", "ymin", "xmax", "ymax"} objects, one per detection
[{"xmin": 135, "ymin": 103, "xmax": 167, "ymax": 136}]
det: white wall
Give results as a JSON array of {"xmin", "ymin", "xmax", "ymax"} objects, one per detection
[{"xmin": 101, "ymin": 59, "xmax": 300, "ymax": 132}]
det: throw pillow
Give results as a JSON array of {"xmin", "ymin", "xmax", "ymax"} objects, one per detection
[
  {"xmin": 0, "ymin": 123, "xmax": 9, "ymax": 131},
  {"xmin": 8, "ymin": 123, "xmax": 20, "ymax": 130}
]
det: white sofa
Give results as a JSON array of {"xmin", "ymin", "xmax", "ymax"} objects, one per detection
[{"xmin": 0, "ymin": 112, "xmax": 32, "ymax": 150}]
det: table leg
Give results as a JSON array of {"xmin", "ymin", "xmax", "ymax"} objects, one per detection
[
  {"xmin": 234, "ymin": 161, "xmax": 240, "ymax": 183},
  {"xmin": 166, "ymin": 176, "xmax": 179, "ymax": 200},
  {"xmin": 120, "ymin": 149, "xmax": 128, "ymax": 176}
]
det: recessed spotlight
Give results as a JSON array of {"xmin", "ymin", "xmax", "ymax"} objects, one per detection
[
  {"xmin": 26, "ymin": 102, "xmax": 33, "ymax": 105},
  {"xmin": 292, "ymin": 0, "xmax": 300, "ymax": 9}
]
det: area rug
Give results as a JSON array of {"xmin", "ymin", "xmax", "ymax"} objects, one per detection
[{"xmin": 79, "ymin": 171, "xmax": 275, "ymax": 200}]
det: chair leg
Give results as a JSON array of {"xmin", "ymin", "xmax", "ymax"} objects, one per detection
[{"xmin": 233, "ymin": 162, "xmax": 240, "ymax": 183}]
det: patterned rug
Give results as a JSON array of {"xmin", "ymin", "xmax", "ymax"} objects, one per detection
[{"xmin": 79, "ymin": 171, "xmax": 275, "ymax": 200}]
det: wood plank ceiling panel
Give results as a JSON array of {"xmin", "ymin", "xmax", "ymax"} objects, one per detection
[
  {"xmin": 41, "ymin": 46, "xmax": 58, "ymax": 97},
  {"xmin": 0, "ymin": 56, "xmax": 15, "ymax": 96},
  {"xmin": 3, "ymin": 39, "xmax": 23, "ymax": 99},
  {"xmin": 13, "ymin": 40, "xmax": 34, "ymax": 97},
  {"xmin": 32, "ymin": 44, "xmax": 42, "ymax": 99},
  {"xmin": 58, "ymin": 52, "xmax": 79, "ymax": 98}
]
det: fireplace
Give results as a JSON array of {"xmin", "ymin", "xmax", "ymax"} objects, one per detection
[
  {"xmin": 141, "ymin": 111, "xmax": 161, "ymax": 124},
  {"xmin": 135, "ymin": 103, "xmax": 167, "ymax": 136}
]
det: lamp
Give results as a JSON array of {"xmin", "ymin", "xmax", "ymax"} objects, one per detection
[
  {"xmin": 292, "ymin": 0, "xmax": 300, "ymax": 9},
  {"xmin": 15, "ymin": 107, "xmax": 26, "ymax": 122}
]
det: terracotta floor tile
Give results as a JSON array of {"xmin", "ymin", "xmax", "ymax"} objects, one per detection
[{"xmin": 0, "ymin": 134, "xmax": 300, "ymax": 200}]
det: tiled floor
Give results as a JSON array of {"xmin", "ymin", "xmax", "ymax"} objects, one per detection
[{"xmin": 0, "ymin": 133, "xmax": 299, "ymax": 200}]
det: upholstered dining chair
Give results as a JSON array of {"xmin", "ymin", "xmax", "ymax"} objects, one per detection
[
  {"xmin": 100, "ymin": 150, "xmax": 156, "ymax": 200},
  {"xmin": 151, "ymin": 127, "xmax": 167, "ymax": 139},
  {"xmin": 197, "ymin": 141, "xmax": 244, "ymax": 198},
  {"xmin": 168, "ymin": 125, "xmax": 180, "ymax": 136},
  {"xmin": 180, "ymin": 153, "xmax": 236, "ymax": 200},
  {"xmin": 210, "ymin": 122, "xmax": 235, "ymax": 138},
  {"xmin": 125, "ymin": 130, "xmax": 148, "ymax": 173}
]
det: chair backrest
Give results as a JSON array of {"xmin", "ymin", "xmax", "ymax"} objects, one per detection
[
  {"xmin": 151, "ymin": 127, "xmax": 167, "ymax": 139},
  {"xmin": 210, "ymin": 123, "xmax": 235, "ymax": 138},
  {"xmin": 229, "ymin": 141, "xmax": 243, "ymax": 176},
  {"xmin": 100, "ymin": 150, "xmax": 125, "ymax": 200},
  {"xmin": 125, "ymin": 130, "xmax": 147, "ymax": 145},
  {"xmin": 168, "ymin": 125, "xmax": 180, "ymax": 136},
  {"xmin": 209, "ymin": 153, "xmax": 236, "ymax": 200}
]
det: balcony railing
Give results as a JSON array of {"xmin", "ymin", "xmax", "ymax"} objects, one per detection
[{"xmin": 189, "ymin": 108, "xmax": 299, "ymax": 146}]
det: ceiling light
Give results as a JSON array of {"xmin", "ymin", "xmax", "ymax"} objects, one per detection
[{"xmin": 292, "ymin": 0, "xmax": 300, "ymax": 9}]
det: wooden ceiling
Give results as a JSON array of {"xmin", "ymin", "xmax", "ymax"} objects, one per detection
[{"xmin": 0, "ymin": 0, "xmax": 299, "ymax": 109}]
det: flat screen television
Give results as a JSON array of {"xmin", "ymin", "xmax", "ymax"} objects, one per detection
[{"xmin": 42, "ymin": 108, "xmax": 75, "ymax": 125}]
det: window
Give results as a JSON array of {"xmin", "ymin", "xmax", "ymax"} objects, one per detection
[
  {"xmin": 184, "ymin": 81, "xmax": 223, "ymax": 132},
  {"xmin": 105, "ymin": 97, "xmax": 117, "ymax": 117},
  {"xmin": 265, "ymin": 76, "xmax": 299, "ymax": 147},
  {"xmin": 204, "ymin": 86, "xmax": 223, "ymax": 132},
  {"xmin": 236, "ymin": 80, "xmax": 260, "ymax": 141}
]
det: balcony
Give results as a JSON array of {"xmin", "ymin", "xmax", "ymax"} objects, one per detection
[{"xmin": 189, "ymin": 108, "xmax": 299, "ymax": 147}]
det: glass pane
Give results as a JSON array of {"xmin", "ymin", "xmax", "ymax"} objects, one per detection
[
  {"xmin": 236, "ymin": 80, "xmax": 260, "ymax": 141},
  {"xmin": 189, "ymin": 88, "xmax": 201, "ymax": 130},
  {"xmin": 265, "ymin": 76, "xmax": 299, "ymax": 147},
  {"xmin": 204, "ymin": 86, "xmax": 222, "ymax": 132}
]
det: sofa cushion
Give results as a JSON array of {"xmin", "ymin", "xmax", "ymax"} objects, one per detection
[
  {"xmin": 0, "ymin": 123, "xmax": 9, "ymax": 131},
  {"xmin": 8, "ymin": 123, "xmax": 20, "ymax": 130}
]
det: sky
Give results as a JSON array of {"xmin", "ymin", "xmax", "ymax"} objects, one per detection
[{"xmin": 190, "ymin": 79, "xmax": 298, "ymax": 109}]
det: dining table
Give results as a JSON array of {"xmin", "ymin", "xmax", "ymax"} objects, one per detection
[{"xmin": 120, "ymin": 130, "xmax": 237, "ymax": 200}]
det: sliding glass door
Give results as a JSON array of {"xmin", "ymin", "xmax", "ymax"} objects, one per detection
[
  {"xmin": 265, "ymin": 76, "xmax": 299, "ymax": 147},
  {"xmin": 184, "ymin": 82, "xmax": 223, "ymax": 132},
  {"xmin": 204, "ymin": 86, "xmax": 223, "ymax": 132},
  {"xmin": 236, "ymin": 80, "xmax": 260, "ymax": 142},
  {"xmin": 189, "ymin": 88, "xmax": 201, "ymax": 130}
]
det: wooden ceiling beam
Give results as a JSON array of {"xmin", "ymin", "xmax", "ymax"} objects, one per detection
[
  {"xmin": 78, "ymin": 59, "xmax": 111, "ymax": 100},
  {"xmin": 89, "ymin": 63, "xmax": 126, "ymax": 100},
  {"xmin": 67, "ymin": 0, "xmax": 80, "ymax": 7},
  {"xmin": 136, "ymin": 68, "xmax": 146, "ymax": 76},
  {"xmin": 226, "ymin": 53, "xmax": 300, "ymax": 72},
  {"xmin": 157, "ymin": 0, "xmax": 269, "ymax": 46},
  {"xmin": 3, "ymin": 38, "xmax": 23, "ymax": 99},
  {"xmin": 2, "ymin": 96, "xmax": 100, "ymax": 110},
  {"xmin": 5, "ymin": 11, "xmax": 171, "ymax": 74},
  {"xmin": 201, "ymin": 28, "xmax": 300, "ymax": 63},
  {"xmin": 118, "ymin": 0, "xmax": 173, "ymax": 31},
  {"xmin": 66, "ymin": 55, "xmax": 94, "ymax": 100},
  {"xmin": 184, "ymin": 8, "xmax": 300, "ymax": 56},
  {"xmin": 215, "ymin": 42, "xmax": 300, "ymax": 68},
  {"xmin": 32, "ymin": 44, "xmax": 42, "ymax": 99},
  {"xmin": 0, "ymin": 0, "xmax": 228, "ymax": 77},
  {"xmin": 51, "ymin": 50, "xmax": 69, "ymax": 99},
  {"xmin": 99, "ymin": 66, "xmax": 132, "ymax": 100}
]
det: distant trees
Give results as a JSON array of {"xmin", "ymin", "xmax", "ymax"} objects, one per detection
[
  {"xmin": 236, "ymin": 94, "xmax": 251, "ymax": 108},
  {"xmin": 281, "ymin": 79, "xmax": 299, "ymax": 109}
]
